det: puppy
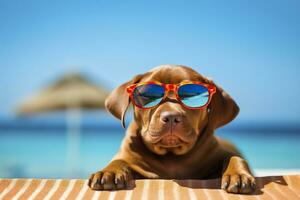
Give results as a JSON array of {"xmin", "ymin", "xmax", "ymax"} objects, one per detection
[{"xmin": 88, "ymin": 65, "xmax": 255, "ymax": 194}]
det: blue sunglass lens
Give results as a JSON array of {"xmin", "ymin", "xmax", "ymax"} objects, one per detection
[
  {"xmin": 178, "ymin": 84, "xmax": 209, "ymax": 108},
  {"xmin": 133, "ymin": 84, "xmax": 165, "ymax": 108}
]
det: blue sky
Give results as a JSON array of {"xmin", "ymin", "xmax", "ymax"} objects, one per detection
[{"xmin": 0, "ymin": 0, "xmax": 299, "ymax": 122}]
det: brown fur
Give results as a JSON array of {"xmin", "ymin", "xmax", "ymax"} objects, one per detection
[{"xmin": 88, "ymin": 65, "xmax": 256, "ymax": 194}]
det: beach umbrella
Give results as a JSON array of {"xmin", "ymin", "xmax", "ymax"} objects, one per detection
[
  {"xmin": 17, "ymin": 72, "xmax": 109, "ymax": 176},
  {"xmin": 17, "ymin": 72, "xmax": 108, "ymax": 114}
]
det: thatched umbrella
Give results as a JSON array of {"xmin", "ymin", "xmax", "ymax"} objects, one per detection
[
  {"xmin": 17, "ymin": 72, "xmax": 108, "ymax": 114},
  {"xmin": 17, "ymin": 72, "xmax": 109, "ymax": 176}
]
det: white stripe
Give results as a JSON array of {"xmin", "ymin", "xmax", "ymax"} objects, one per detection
[
  {"xmin": 236, "ymin": 194, "xmax": 243, "ymax": 200},
  {"xmin": 158, "ymin": 180, "xmax": 164, "ymax": 200},
  {"xmin": 270, "ymin": 177, "xmax": 288, "ymax": 198},
  {"xmin": 218, "ymin": 179, "xmax": 230, "ymax": 200},
  {"xmin": 187, "ymin": 180, "xmax": 197, "ymax": 200},
  {"xmin": 285, "ymin": 176, "xmax": 300, "ymax": 196},
  {"xmin": 257, "ymin": 179, "xmax": 275, "ymax": 200},
  {"xmin": 264, "ymin": 189, "xmax": 276, "ymax": 200},
  {"xmin": 124, "ymin": 190, "xmax": 133, "ymax": 200},
  {"xmin": 60, "ymin": 179, "xmax": 77, "ymax": 199},
  {"xmin": 12, "ymin": 179, "xmax": 32, "ymax": 200},
  {"xmin": 75, "ymin": 181, "xmax": 89, "ymax": 200},
  {"xmin": 172, "ymin": 181, "xmax": 180, "ymax": 200},
  {"xmin": 44, "ymin": 179, "xmax": 62, "ymax": 200},
  {"xmin": 218, "ymin": 190, "xmax": 228, "ymax": 200},
  {"xmin": 0, "ymin": 179, "xmax": 18, "ymax": 199},
  {"xmin": 141, "ymin": 180, "xmax": 150, "ymax": 200},
  {"xmin": 91, "ymin": 191, "xmax": 101, "ymax": 200},
  {"xmin": 27, "ymin": 179, "xmax": 47, "ymax": 200},
  {"xmin": 108, "ymin": 191, "xmax": 117, "ymax": 200},
  {"xmin": 200, "ymin": 181, "xmax": 212, "ymax": 200},
  {"xmin": 271, "ymin": 177, "xmax": 300, "ymax": 197}
]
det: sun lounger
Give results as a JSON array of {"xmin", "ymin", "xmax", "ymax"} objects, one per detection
[{"xmin": 0, "ymin": 175, "xmax": 299, "ymax": 199}]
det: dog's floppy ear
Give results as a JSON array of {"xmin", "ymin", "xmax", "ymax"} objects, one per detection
[
  {"xmin": 105, "ymin": 74, "xmax": 145, "ymax": 128},
  {"xmin": 207, "ymin": 79, "xmax": 239, "ymax": 129}
]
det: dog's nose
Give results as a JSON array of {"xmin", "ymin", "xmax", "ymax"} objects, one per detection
[{"xmin": 160, "ymin": 111, "xmax": 182, "ymax": 124}]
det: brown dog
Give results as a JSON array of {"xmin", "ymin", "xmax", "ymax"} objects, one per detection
[{"xmin": 88, "ymin": 65, "xmax": 256, "ymax": 194}]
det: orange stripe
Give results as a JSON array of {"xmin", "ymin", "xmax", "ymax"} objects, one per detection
[
  {"xmin": 81, "ymin": 187, "xmax": 97, "ymax": 199},
  {"xmin": 132, "ymin": 180, "xmax": 145, "ymax": 199},
  {"xmin": 28, "ymin": 179, "xmax": 48, "ymax": 200},
  {"xmin": 1, "ymin": 176, "xmax": 300, "ymax": 200},
  {"xmin": 227, "ymin": 193, "xmax": 243, "ymax": 200},
  {"xmin": 33, "ymin": 180, "xmax": 55, "ymax": 200},
  {"xmin": 113, "ymin": 189, "xmax": 128, "ymax": 199},
  {"xmin": 286, "ymin": 175, "xmax": 300, "ymax": 194},
  {"xmin": 18, "ymin": 179, "xmax": 41, "ymax": 200},
  {"xmin": 193, "ymin": 180, "xmax": 225, "ymax": 200},
  {"xmin": 66, "ymin": 180, "xmax": 82, "ymax": 200},
  {"xmin": 267, "ymin": 176, "xmax": 291, "ymax": 200},
  {"xmin": 2, "ymin": 179, "xmax": 26, "ymax": 200},
  {"xmin": 76, "ymin": 181, "xmax": 90, "ymax": 200},
  {"xmin": 0, "ymin": 179, "xmax": 17, "ymax": 199},
  {"xmin": 49, "ymin": 180, "xmax": 70, "ymax": 200},
  {"xmin": 164, "ymin": 180, "xmax": 175, "ymax": 200},
  {"xmin": 0, "ymin": 179, "xmax": 10, "ymax": 193},
  {"xmin": 148, "ymin": 179, "xmax": 158, "ymax": 199},
  {"xmin": 92, "ymin": 191, "xmax": 103, "ymax": 200},
  {"xmin": 270, "ymin": 176, "xmax": 300, "ymax": 200},
  {"xmin": 286, "ymin": 188, "xmax": 300, "ymax": 199},
  {"xmin": 175, "ymin": 180, "xmax": 194, "ymax": 200},
  {"xmin": 96, "ymin": 191, "xmax": 110, "ymax": 199},
  {"xmin": 242, "ymin": 195, "xmax": 260, "ymax": 200},
  {"xmin": 256, "ymin": 178, "xmax": 273, "ymax": 200}
]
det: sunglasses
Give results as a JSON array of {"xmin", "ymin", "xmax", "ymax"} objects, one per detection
[{"xmin": 126, "ymin": 81, "xmax": 216, "ymax": 109}]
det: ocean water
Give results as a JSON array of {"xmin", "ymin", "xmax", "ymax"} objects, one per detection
[{"xmin": 0, "ymin": 126, "xmax": 300, "ymax": 179}]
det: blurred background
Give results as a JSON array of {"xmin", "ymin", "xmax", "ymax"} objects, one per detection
[{"xmin": 0, "ymin": 0, "xmax": 299, "ymax": 179}]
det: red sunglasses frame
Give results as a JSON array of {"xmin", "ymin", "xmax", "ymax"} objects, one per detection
[{"xmin": 126, "ymin": 81, "xmax": 216, "ymax": 110}]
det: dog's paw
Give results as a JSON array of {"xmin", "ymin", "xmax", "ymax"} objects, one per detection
[
  {"xmin": 88, "ymin": 162, "xmax": 133, "ymax": 191},
  {"xmin": 221, "ymin": 173, "xmax": 256, "ymax": 194}
]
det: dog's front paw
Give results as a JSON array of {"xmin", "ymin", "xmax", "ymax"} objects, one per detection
[
  {"xmin": 221, "ymin": 173, "xmax": 256, "ymax": 194},
  {"xmin": 88, "ymin": 160, "xmax": 133, "ymax": 190}
]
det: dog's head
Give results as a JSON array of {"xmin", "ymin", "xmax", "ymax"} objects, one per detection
[{"xmin": 105, "ymin": 65, "xmax": 239, "ymax": 155}]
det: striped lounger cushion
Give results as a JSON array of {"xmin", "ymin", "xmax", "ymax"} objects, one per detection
[{"xmin": 0, "ymin": 175, "xmax": 299, "ymax": 200}]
